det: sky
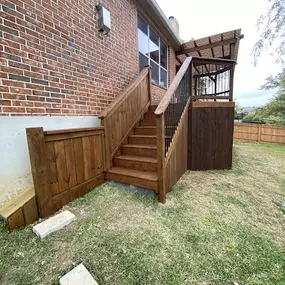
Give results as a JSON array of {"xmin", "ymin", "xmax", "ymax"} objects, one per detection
[{"xmin": 156, "ymin": 0, "xmax": 282, "ymax": 107}]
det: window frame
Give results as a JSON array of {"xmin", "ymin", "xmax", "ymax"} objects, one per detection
[{"xmin": 138, "ymin": 14, "xmax": 168, "ymax": 88}]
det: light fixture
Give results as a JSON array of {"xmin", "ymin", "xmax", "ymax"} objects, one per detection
[{"xmin": 96, "ymin": 3, "xmax": 111, "ymax": 35}]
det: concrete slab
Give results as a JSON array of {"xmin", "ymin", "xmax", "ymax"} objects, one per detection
[
  {"xmin": 33, "ymin": 210, "xmax": 75, "ymax": 238},
  {"xmin": 59, "ymin": 264, "xmax": 98, "ymax": 285}
]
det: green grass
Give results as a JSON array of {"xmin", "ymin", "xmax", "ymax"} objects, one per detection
[
  {"xmin": 1, "ymin": 141, "xmax": 285, "ymax": 285},
  {"xmin": 236, "ymin": 141, "xmax": 285, "ymax": 155}
]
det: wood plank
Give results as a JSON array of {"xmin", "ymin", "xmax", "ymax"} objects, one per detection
[
  {"xmin": 44, "ymin": 127, "xmax": 104, "ymax": 135},
  {"xmin": 192, "ymin": 101, "xmax": 235, "ymax": 108},
  {"xmin": 54, "ymin": 141, "xmax": 69, "ymax": 193},
  {"xmin": 192, "ymin": 95, "xmax": 231, "ymax": 100},
  {"xmin": 52, "ymin": 174, "xmax": 105, "ymax": 204},
  {"xmin": 82, "ymin": 137, "xmax": 92, "ymax": 181},
  {"xmin": 7, "ymin": 208, "xmax": 25, "ymax": 230},
  {"xmin": 45, "ymin": 142, "xmax": 60, "ymax": 196},
  {"xmin": 73, "ymin": 137, "xmax": 85, "ymax": 184},
  {"xmin": 44, "ymin": 129, "xmax": 104, "ymax": 142},
  {"xmin": 64, "ymin": 139, "xmax": 77, "ymax": 188},
  {"xmin": 22, "ymin": 197, "xmax": 38, "ymax": 225},
  {"xmin": 0, "ymin": 186, "xmax": 35, "ymax": 219},
  {"xmin": 89, "ymin": 135, "xmax": 104, "ymax": 176}
]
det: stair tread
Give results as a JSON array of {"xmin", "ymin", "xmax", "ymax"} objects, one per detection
[
  {"xmin": 108, "ymin": 167, "xmax": 158, "ymax": 181},
  {"xmin": 123, "ymin": 144, "xmax": 157, "ymax": 149},
  {"xmin": 115, "ymin": 154, "xmax": 157, "ymax": 164},
  {"xmin": 129, "ymin": 135, "xmax": 157, "ymax": 138},
  {"xmin": 136, "ymin": 126, "xmax": 156, "ymax": 129}
]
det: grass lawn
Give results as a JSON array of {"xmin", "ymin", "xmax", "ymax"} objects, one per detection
[{"xmin": 1, "ymin": 141, "xmax": 285, "ymax": 285}]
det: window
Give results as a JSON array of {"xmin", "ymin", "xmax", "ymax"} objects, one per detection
[{"xmin": 138, "ymin": 15, "xmax": 168, "ymax": 87}]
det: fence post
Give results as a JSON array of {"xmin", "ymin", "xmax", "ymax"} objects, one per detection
[
  {"xmin": 258, "ymin": 124, "xmax": 261, "ymax": 143},
  {"xmin": 26, "ymin": 127, "xmax": 55, "ymax": 218},
  {"xmin": 156, "ymin": 114, "xmax": 166, "ymax": 203}
]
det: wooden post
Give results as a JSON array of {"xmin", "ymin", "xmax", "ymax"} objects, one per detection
[
  {"xmin": 229, "ymin": 64, "xmax": 235, "ymax": 101},
  {"xmin": 258, "ymin": 124, "xmax": 261, "ymax": 143},
  {"xmin": 189, "ymin": 62, "xmax": 193, "ymax": 98},
  {"xmin": 148, "ymin": 67, "xmax": 152, "ymax": 104},
  {"xmin": 101, "ymin": 118, "xmax": 111, "ymax": 170},
  {"xmin": 26, "ymin": 128, "xmax": 55, "ymax": 218},
  {"xmin": 156, "ymin": 114, "xmax": 166, "ymax": 203}
]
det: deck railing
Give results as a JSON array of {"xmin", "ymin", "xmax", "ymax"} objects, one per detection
[
  {"xmin": 191, "ymin": 57, "xmax": 235, "ymax": 101},
  {"xmin": 155, "ymin": 56, "xmax": 236, "ymax": 203},
  {"xmin": 155, "ymin": 57, "xmax": 193, "ymax": 202}
]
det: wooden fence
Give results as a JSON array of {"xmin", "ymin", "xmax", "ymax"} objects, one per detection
[
  {"xmin": 234, "ymin": 123, "xmax": 285, "ymax": 144},
  {"xmin": 26, "ymin": 127, "xmax": 105, "ymax": 218}
]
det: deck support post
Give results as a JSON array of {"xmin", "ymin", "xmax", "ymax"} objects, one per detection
[{"xmin": 156, "ymin": 113, "xmax": 166, "ymax": 203}]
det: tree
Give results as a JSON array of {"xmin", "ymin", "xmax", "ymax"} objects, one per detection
[
  {"xmin": 243, "ymin": 70, "xmax": 285, "ymax": 125},
  {"xmin": 252, "ymin": 0, "xmax": 285, "ymax": 66}
]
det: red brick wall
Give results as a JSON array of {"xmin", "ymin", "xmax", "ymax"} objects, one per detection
[{"xmin": 0, "ymin": 0, "xmax": 176, "ymax": 116}]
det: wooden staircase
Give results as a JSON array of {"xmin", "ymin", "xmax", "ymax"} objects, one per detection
[{"xmin": 105, "ymin": 105, "xmax": 158, "ymax": 191}]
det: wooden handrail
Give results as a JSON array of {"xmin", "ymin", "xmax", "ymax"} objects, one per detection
[
  {"xmin": 99, "ymin": 67, "xmax": 150, "ymax": 119},
  {"xmin": 155, "ymin": 57, "xmax": 192, "ymax": 116}
]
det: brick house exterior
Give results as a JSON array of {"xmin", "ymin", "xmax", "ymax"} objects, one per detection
[
  {"xmin": 0, "ymin": 0, "xmax": 181, "ymax": 205},
  {"xmin": 0, "ymin": 0, "xmax": 178, "ymax": 116}
]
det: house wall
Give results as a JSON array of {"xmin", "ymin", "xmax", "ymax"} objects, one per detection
[{"xmin": 0, "ymin": 0, "xmax": 177, "ymax": 205}]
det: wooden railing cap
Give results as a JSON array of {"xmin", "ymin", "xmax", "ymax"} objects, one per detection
[{"xmin": 155, "ymin": 57, "xmax": 193, "ymax": 116}]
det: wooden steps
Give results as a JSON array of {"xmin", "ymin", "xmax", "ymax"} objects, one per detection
[
  {"xmin": 106, "ymin": 105, "xmax": 159, "ymax": 191},
  {"xmin": 106, "ymin": 167, "xmax": 158, "ymax": 190},
  {"xmin": 114, "ymin": 155, "xmax": 157, "ymax": 171},
  {"xmin": 122, "ymin": 144, "xmax": 157, "ymax": 158},
  {"xmin": 129, "ymin": 135, "xmax": 157, "ymax": 145},
  {"xmin": 135, "ymin": 126, "xmax": 157, "ymax": 135},
  {"xmin": 0, "ymin": 186, "xmax": 38, "ymax": 230}
]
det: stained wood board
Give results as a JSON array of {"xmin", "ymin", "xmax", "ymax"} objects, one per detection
[{"xmin": 0, "ymin": 186, "xmax": 35, "ymax": 219}]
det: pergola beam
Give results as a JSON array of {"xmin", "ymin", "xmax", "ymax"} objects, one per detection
[
  {"xmin": 208, "ymin": 37, "xmax": 215, "ymax": 58},
  {"xmin": 176, "ymin": 38, "xmax": 238, "ymax": 55}
]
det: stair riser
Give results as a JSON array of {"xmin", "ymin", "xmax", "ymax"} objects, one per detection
[
  {"xmin": 135, "ymin": 128, "xmax": 157, "ymax": 135},
  {"xmin": 122, "ymin": 147, "xmax": 157, "ymax": 158},
  {"xmin": 144, "ymin": 112, "xmax": 156, "ymax": 120},
  {"xmin": 140, "ymin": 119, "xmax": 156, "ymax": 126},
  {"xmin": 148, "ymin": 106, "xmax": 157, "ymax": 112},
  {"xmin": 129, "ymin": 137, "xmax": 157, "ymax": 145},
  {"xmin": 114, "ymin": 158, "xmax": 157, "ymax": 172},
  {"xmin": 106, "ymin": 172, "xmax": 157, "ymax": 190}
]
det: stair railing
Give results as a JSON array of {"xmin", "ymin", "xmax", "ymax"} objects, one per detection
[
  {"xmin": 99, "ymin": 67, "xmax": 152, "ymax": 170},
  {"xmin": 155, "ymin": 57, "xmax": 193, "ymax": 203}
]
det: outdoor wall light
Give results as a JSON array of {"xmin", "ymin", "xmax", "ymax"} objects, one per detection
[{"xmin": 96, "ymin": 3, "xmax": 111, "ymax": 35}]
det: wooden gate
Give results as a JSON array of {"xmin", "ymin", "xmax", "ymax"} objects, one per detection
[{"xmin": 26, "ymin": 127, "xmax": 105, "ymax": 218}]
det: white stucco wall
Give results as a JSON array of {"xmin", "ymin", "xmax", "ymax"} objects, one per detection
[{"xmin": 0, "ymin": 116, "xmax": 100, "ymax": 207}]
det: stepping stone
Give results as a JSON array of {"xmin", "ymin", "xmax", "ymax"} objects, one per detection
[
  {"xmin": 60, "ymin": 264, "xmax": 98, "ymax": 285},
  {"xmin": 33, "ymin": 210, "xmax": 75, "ymax": 238}
]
